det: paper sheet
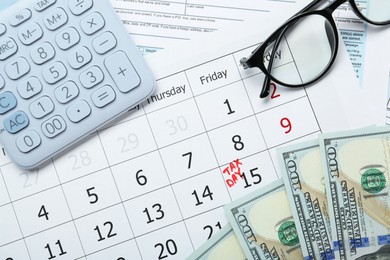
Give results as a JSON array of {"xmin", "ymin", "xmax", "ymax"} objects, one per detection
[
  {"xmin": 109, "ymin": 0, "xmax": 304, "ymax": 54},
  {"xmin": 0, "ymin": 5, "xmax": 376, "ymax": 259},
  {"xmin": 333, "ymin": 4, "xmax": 390, "ymax": 125},
  {"xmin": 0, "ymin": 0, "xmax": 386, "ymax": 258},
  {"xmin": 111, "ymin": 0, "xmax": 389, "ymax": 124}
]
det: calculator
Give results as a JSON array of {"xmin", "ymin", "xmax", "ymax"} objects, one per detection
[{"xmin": 0, "ymin": 0, "xmax": 155, "ymax": 169}]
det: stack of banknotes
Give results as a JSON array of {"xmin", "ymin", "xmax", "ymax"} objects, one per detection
[{"xmin": 187, "ymin": 126, "xmax": 390, "ymax": 260}]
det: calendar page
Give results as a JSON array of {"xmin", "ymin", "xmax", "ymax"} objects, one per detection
[{"xmin": 0, "ymin": 12, "xmax": 374, "ymax": 260}]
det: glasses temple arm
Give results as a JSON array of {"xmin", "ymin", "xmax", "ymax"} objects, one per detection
[{"xmin": 260, "ymin": 26, "xmax": 288, "ymax": 98}]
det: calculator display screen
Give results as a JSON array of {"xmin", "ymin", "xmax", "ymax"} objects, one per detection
[{"xmin": 0, "ymin": 0, "xmax": 18, "ymax": 11}]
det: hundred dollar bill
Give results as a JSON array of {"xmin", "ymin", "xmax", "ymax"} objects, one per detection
[
  {"xmin": 278, "ymin": 140, "xmax": 335, "ymax": 260},
  {"xmin": 319, "ymin": 126, "xmax": 390, "ymax": 259},
  {"xmin": 186, "ymin": 223, "xmax": 246, "ymax": 260},
  {"xmin": 224, "ymin": 179, "xmax": 303, "ymax": 260}
]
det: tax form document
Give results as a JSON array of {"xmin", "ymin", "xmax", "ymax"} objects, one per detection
[
  {"xmin": 110, "ymin": 0, "xmax": 389, "ymax": 124},
  {"xmin": 110, "ymin": 0, "xmax": 306, "ymax": 54},
  {"xmin": 0, "ymin": 9, "xmax": 374, "ymax": 259},
  {"xmin": 333, "ymin": 3, "xmax": 390, "ymax": 125}
]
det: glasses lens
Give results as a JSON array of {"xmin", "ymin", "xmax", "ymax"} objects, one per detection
[
  {"xmin": 358, "ymin": 0, "xmax": 390, "ymax": 23},
  {"xmin": 263, "ymin": 14, "xmax": 337, "ymax": 86}
]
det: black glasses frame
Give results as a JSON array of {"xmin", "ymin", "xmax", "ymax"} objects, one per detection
[{"xmin": 240, "ymin": 0, "xmax": 390, "ymax": 98}]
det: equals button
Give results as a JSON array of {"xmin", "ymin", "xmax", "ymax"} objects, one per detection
[{"xmin": 92, "ymin": 85, "xmax": 116, "ymax": 108}]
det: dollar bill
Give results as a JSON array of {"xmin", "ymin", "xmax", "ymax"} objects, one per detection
[
  {"xmin": 186, "ymin": 223, "xmax": 246, "ymax": 260},
  {"xmin": 224, "ymin": 179, "xmax": 304, "ymax": 260},
  {"xmin": 278, "ymin": 139, "xmax": 335, "ymax": 260},
  {"xmin": 319, "ymin": 126, "xmax": 390, "ymax": 259}
]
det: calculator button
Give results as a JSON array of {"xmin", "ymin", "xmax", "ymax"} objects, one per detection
[
  {"xmin": 5, "ymin": 57, "xmax": 30, "ymax": 80},
  {"xmin": 93, "ymin": 31, "xmax": 117, "ymax": 55},
  {"xmin": 16, "ymin": 130, "xmax": 41, "ymax": 153},
  {"xmin": 43, "ymin": 7, "xmax": 68, "ymax": 31},
  {"xmin": 68, "ymin": 0, "xmax": 93, "ymax": 16},
  {"xmin": 35, "ymin": 0, "xmax": 57, "ymax": 12},
  {"xmin": 0, "ymin": 23, "xmax": 6, "ymax": 36},
  {"xmin": 41, "ymin": 115, "xmax": 66, "ymax": 138},
  {"xmin": 29, "ymin": 96, "xmax": 55, "ymax": 119},
  {"xmin": 18, "ymin": 22, "xmax": 43, "ymax": 45},
  {"xmin": 80, "ymin": 65, "xmax": 104, "ymax": 89},
  {"xmin": 66, "ymin": 100, "xmax": 91, "ymax": 123},
  {"xmin": 80, "ymin": 12, "xmax": 105, "ymax": 35},
  {"xmin": 9, "ymin": 9, "xmax": 32, "ymax": 27},
  {"xmin": 43, "ymin": 61, "xmax": 67, "ymax": 84},
  {"xmin": 17, "ymin": 77, "xmax": 43, "ymax": 99},
  {"xmin": 67, "ymin": 46, "xmax": 92, "ymax": 69},
  {"xmin": 105, "ymin": 51, "xmax": 140, "ymax": 93},
  {"xmin": 0, "ymin": 92, "xmax": 17, "ymax": 115},
  {"xmin": 4, "ymin": 111, "xmax": 29, "ymax": 134},
  {"xmin": 91, "ymin": 85, "xmax": 116, "ymax": 108},
  {"xmin": 30, "ymin": 42, "xmax": 56, "ymax": 65},
  {"xmin": 0, "ymin": 74, "xmax": 4, "ymax": 89},
  {"xmin": 56, "ymin": 27, "xmax": 80, "ymax": 50},
  {"xmin": 55, "ymin": 81, "xmax": 79, "ymax": 104},
  {"xmin": 0, "ymin": 37, "xmax": 18, "ymax": 61}
]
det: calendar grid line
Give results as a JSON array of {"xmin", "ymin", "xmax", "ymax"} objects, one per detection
[
  {"xmin": 281, "ymin": 32, "xmax": 323, "ymax": 135},
  {"xmin": 302, "ymin": 87, "xmax": 322, "ymax": 133},
  {"xmin": 252, "ymin": 94, "xmax": 308, "ymax": 114},
  {"xmin": 72, "ymin": 108, "xmax": 272, "ymax": 171},
  {"xmin": 127, "ymin": 206, "xmax": 227, "ymax": 240},
  {"xmin": 268, "ymin": 130, "xmax": 322, "ymax": 151},
  {"xmin": 232, "ymin": 53, "xmax": 279, "ymax": 180},
  {"xmin": 3, "ymin": 152, "xmax": 271, "ymax": 237},
  {"xmin": 77, "ymin": 237, "xmax": 139, "ymax": 259},
  {"xmin": 1, "ymin": 169, "xmax": 242, "ymax": 246},
  {"xmin": 51, "ymin": 158, "xmax": 88, "ymax": 258},
  {"xmin": 2, "ymin": 153, "xmax": 260, "ymax": 229},
  {"xmin": 0, "ymin": 33, "xmax": 334, "ymax": 258},
  {"xmin": 0, "ymin": 168, "xmax": 33, "ymax": 260},
  {"xmin": 147, "ymin": 74, "xmax": 211, "ymax": 250},
  {"xmin": 142, "ymin": 76, "xmax": 245, "ymax": 117},
  {"xmin": 94, "ymin": 129, "xmax": 145, "ymax": 259},
  {"xmin": 183, "ymin": 70, "xmax": 234, "ymax": 202},
  {"xmin": 154, "ymin": 42, "xmax": 261, "ymax": 82},
  {"xmin": 0, "ymin": 202, "xmax": 226, "ymax": 258},
  {"xmin": 184, "ymin": 205, "xmax": 226, "ymax": 222},
  {"xmin": 10, "ymin": 204, "xmax": 119, "ymax": 239},
  {"xmin": 142, "ymin": 97, "xmax": 197, "ymax": 251}
]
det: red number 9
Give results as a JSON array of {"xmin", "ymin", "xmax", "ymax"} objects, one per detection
[{"xmin": 280, "ymin": 117, "xmax": 292, "ymax": 134}]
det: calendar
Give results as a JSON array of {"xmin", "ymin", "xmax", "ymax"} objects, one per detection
[{"xmin": 0, "ymin": 15, "xmax": 370, "ymax": 259}]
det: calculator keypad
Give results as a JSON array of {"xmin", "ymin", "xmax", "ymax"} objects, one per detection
[
  {"xmin": 68, "ymin": 0, "xmax": 93, "ymax": 16},
  {"xmin": 0, "ymin": 38, "xmax": 18, "ymax": 61},
  {"xmin": 80, "ymin": 12, "xmax": 105, "ymax": 35},
  {"xmin": 17, "ymin": 77, "xmax": 43, "ymax": 99},
  {"xmin": 0, "ymin": 0, "xmax": 155, "ymax": 168},
  {"xmin": 5, "ymin": 57, "xmax": 30, "ymax": 79},
  {"xmin": 9, "ymin": 9, "xmax": 32, "ymax": 27},
  {"xmin": 55, "ymin": 27, "xmax": 80, "ymax": 50},
  {"xmin": 18, "ymin": 22, "xmax": 43, "ymax": 45},
  {"xmin": 34, "ymin": 0, "xmax": 56, "ymax": 12},
  {"xmin": 0, "ymin": 23, "xmax": 6, "ymax": 35},
  {"xmin": 43, "ymin": 8, "xmax": 68, "ymax": 31},
  {"xmin": 105, "ymin": 51, "xmax": 140, "ymax": 93}
]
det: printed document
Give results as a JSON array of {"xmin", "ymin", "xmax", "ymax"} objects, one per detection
[{"xmin": 0, "ymin": 6, "xmax": 376, "ymax": 259}]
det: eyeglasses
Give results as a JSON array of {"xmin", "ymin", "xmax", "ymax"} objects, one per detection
[{"xmin": 240, "ymin": 0, "xmax": 390, "ymax": 98}]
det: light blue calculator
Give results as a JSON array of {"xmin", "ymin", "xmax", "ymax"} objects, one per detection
[{"xmin": 0, "ymin": 0, "xmax": 155, "ymax": 169}]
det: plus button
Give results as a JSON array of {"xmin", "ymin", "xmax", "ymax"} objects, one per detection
[{"xmin": 117, "ymin": 67, "xmax": 127, "ymax": 77}]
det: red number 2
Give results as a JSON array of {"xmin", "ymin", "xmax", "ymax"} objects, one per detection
[
  {"xmin": 280, "ymin": 117, "xmax": 292, "ymax": 134},
  {"xmin": 270, "ymin": 83, "xmax": 280, "ymax": 99}
]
